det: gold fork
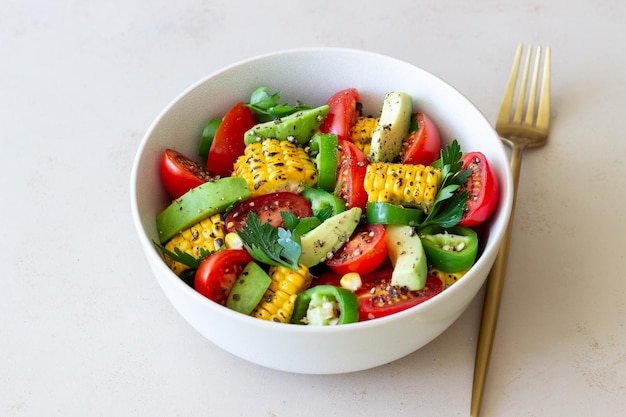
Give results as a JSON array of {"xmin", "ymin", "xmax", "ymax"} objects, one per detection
[{"xmin": 470, "ymin": 43, "xmax": 551, "ymax": 417}]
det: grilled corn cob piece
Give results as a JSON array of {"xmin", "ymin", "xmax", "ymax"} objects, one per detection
[
  {"xmin": 252, "ymin": 264, "xmax": 312, "ymax": 323},
  {"xmin": 429, "ymin": 267, "xmax": 468, "ymax": 289},
  {"xmin": 364, "ymin": 162, "xmax": 442, "ymax": 213},
  {"xmin": 164, "ymin": 213, "xmax": 225, "ymax": 275},
  {"xmin": 232, "ymin": 138, "xmax": 317, "ymax": 196},
  {"xmin": 350, "ymin": 116, "xmax": 379, "ymax": 155}
]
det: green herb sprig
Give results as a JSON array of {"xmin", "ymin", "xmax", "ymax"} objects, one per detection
[
  {"xmin": 236, "ymin": 212, "xmax": 301, "ymax": 270},
  {"xmin": 280, "ymin": 211, "xmax": 322, "ymax": 238},
  {"xmin": 245, "ymin": 86, "xmax": 310, "ymax": 122},
  {"xmin": 154, "ymin": 242, "xmax": 212, "ymax": 269},
  {"xmin": 419, "ymin": 140, "xmax": 471, "ymax": 228}
]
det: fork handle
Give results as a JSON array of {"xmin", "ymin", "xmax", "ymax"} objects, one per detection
[{"xmin": 470, "ymin": 142, "xmax": 525, "ymax": 417}]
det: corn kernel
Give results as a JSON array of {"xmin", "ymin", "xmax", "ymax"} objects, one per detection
[
  {"xmin": 340, "ymin": 272, "xmax": 362, "ymax": 292},
  {"xmin": 224, "ymin": 232, "xmax": 243, "ymax": 250}
]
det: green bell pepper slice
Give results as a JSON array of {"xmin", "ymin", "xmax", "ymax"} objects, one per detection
[
  {"xmin": 198, "ymin": 118, "xmax": 221, "ymax": 158},
  {"xmin": 419, "ymin": 225, "xmax": 478, "ymax": 273},
  {"xmin": 301, "ymin": 186, "xmax": 346, "ymax": 220},
  {"xmin": 366, "ymin": 202, "xmax": 424, "ymax": 226},
  {"xmin": 291, "ymin": 285, "xmax": 359, "ymax": 325},
  {"xmin": 309, "ymin": 133, "xmax": 338, "ymax": 192}
]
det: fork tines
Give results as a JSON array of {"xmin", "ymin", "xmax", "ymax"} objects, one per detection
[{"xmin": 497, "ymin": 43, "xmax": 551, "ymax": 129}]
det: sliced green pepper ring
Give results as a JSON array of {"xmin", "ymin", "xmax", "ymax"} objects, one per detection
[
  {"xmin": 419, "ymin": 225, "xmax": 478, "ymax": 273},
  {"xmin": 366, "ymin": 202, "xmax": 424, "ymax": 226},
  {"xmin": 198, "ymin": 118, "xmax": 221, "ymax": 158},
  {"xmin": 309, "ymin": 133, "xmax": 338, "ymax": 192},
  {"xmin": 301, "ymin": 186, "xmax": 346, "ymax": 219},
  {"xmin": 290, "ymin": 285, "xmax": 359, "ymax": 325}
]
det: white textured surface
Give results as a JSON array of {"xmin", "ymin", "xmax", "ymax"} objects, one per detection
[{"xmin": 2, "ymin": 0, "xmax": 625, "ymax": 416}]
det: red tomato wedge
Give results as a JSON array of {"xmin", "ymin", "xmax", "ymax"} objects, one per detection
[
  {"xmin": 159, "ymin": 148, "xmax": 212, "ymax": 199},
  {"xmin": 326, "ymin": 224, "xmax": 388, "ymax": 275},
  {"xmin": 194, "ymin": 249, "xmax": 252, "ymax": 305},
  {"xmin": 401, "ymin": 112, "xmax": 441, "ymax": 166},
  {"xmin": 335, "ymin": 140, "xmax": 368, "ymax": 210},
  {"xmin": 207, "ymin": 102, "xmax": 257, "ymax": 177},
  {"xmin": 318, "ymin": 88, "xmax": 360, "ymax": 142},
  {"xmin": 311, "ymin": 269, "xmax": 442, "ymax": 322},
  {"xmin": 458, "ymin": 152, "xmax": 500, "ymax": 227},
  {"xmin": 355, "ymin": 270, "xmax": 443, "ymax": 321},
  {"xmin": 224, "ymin": 192, "xmax": 313, "ymax": 233}
]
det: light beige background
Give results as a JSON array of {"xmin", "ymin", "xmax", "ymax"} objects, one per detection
[{"xmin": 2, "ymin": 1, "xmax": 624, "ymax": 416}]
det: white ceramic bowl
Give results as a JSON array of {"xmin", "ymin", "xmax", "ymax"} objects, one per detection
[{"xmin": 130, "ymin": 47, "xmax": 513, "ymax": 374}]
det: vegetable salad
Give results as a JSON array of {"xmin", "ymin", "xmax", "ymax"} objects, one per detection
[{"xmin": 155, "ymin": 86, "xmax": 500, "ymax": 325}]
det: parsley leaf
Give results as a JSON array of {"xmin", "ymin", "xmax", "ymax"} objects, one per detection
[
  {"xmin": 313, "ymin": 206, "xmax": 334, "ymax": 223},
  {"xmin": 280, "ymin": 211, "xmax": 321, "ymax": 240},
  {"xmin": 280, "ymin": 211, "xmax": 300, "ymax": 231},
  {"xmin": 245, "ymin": 86, "xmax": 310, "ymax": 122},
  {"xmin": 236, "ymin": 212, "xmax": 301, "ymax": 270},
  {"xmin": 419, "ymin": 140, "xmax": 472, "ymax": 228},
  {"xmin": 277, "ymin": 228, "xmax": 301, "ymax": 267},
  {"xmin": 153, "ymin": 242, "xmax": 212, "ymax": 269}
]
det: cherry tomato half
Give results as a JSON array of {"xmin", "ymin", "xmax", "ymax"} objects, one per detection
[
  {"xmin": 207, "ymin": 102, "xmax": 257, "ymax": 177},
  {"xmin": 401, "ymin": 112, "xmax": 441, "ymax": 166},
  {"xmin": 458, "ymin": 152, "xmax": 500, "ymax": 227},
  {"xmin": 159, "ymin": 148, "xmax": 213, "ymax": 199},
  {"xmin": 355, "ymin": 270, "xmax": 443, "ymax": 321},
  {"xmin": 335, "ymin": 139, "xmax": 368, "ymax": 210},
  {"xmin": 224, "ymin": 192, "xmax": 313, "ymax": 233},
  {"xmin": 194, "ymin": 249, "xmax": 252, "ymax": 305},
  {"xmin": 326, "ymin": 224, "xmax": 388, "ymax": 275},
  {"xmin": 318, "ymin": 88, "xmax": 360, "ymax": 142}
]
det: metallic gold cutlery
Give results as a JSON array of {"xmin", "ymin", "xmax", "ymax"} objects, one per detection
[{"xmin": 471, "ymin": 43, "xmax": 551, "ymax": 417}]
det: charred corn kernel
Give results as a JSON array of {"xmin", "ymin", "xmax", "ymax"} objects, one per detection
[
  {"xmin": 252, "ymin": 264, "xmax": 312, "ymax": 323},
  {"xmin": 224, "ymin": 232, "xmax": 243, "ymax": 250},
  {"xmin": 164, "ymin": 214, "xmax": 225, "ymax": 275},
  {"xmin": 363, "ymin": 162, "xmax": 442, "ymax": 213},
  {"xmin": 350, "ymin": 116, "xmax": 379, "ymax": 155},
  {"xmin": 340, "ymin": 272, "xmax": 362, "ymax": 292},
  {"xmin": 429, "ymin": 267, "xmax": 468, "ymax": 289},
  {"xmin": 232, "ymin": 138, "xmax": 317, "ymax": 197}
]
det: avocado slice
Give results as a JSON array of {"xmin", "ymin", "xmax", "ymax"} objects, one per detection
[
  {"xmin": 386, "ymin": 224, "xmax": 427, "ymax": 291},
  {"xmin": 299, "ymin": 207, "xmax": 362, "ymax": 268},
  {"xmin": 243, "ymin": 105, "xmax": 329, "ymax": 146},
  {"xmin": 368, "ymin": 92, "xmax": 413, "ymax": 162},
  {"xmin": 156, "ymin": 177, "xmax": 251, "ymax": 244},
  {"xmin": 226, "ymin": 261, "xmax": 272, "ymax": 315}
]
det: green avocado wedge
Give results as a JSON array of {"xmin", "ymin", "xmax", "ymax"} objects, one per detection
[
  {"xmin": 243, "ymin": 105, "xmax": 329, "ymax": 146},
  {"xmin": 385, "ymin": 224, "xmax": 428, "ymax": 291},
  {"xmin": 368, "ymin": 91, "xmax": 412, "ymax": 162},
  {"xmin": 299, "ymin": 207, "xmax": 362, "ymax": 268},
  {"xmin": 156, "ymin": 177, "xmax": 251, "ymax": 244},
  {"xmin": 226, "ymin": 261, "xmax": 272, "ymax": 315}
]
